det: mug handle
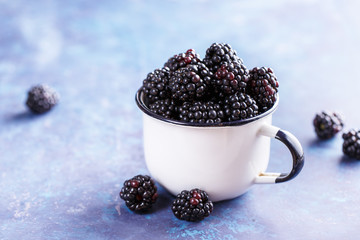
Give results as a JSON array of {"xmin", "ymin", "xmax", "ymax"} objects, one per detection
[{"xmin": 255, "ymin": 124, "xmax": 305, "ymax": 184}]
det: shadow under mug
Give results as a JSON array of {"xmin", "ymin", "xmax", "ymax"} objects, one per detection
[{"xmin": 136, "ymin": 90, "xmax": 304, "ymax": 202}]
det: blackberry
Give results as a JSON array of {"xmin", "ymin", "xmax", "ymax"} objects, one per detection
[
  {"xmin": 203, "ymin": 43, "xmax": 242, "ymax": 73},
  {"xmin": 119, "ymin": 175, "xmax": 158, "ymax": 211},
  {"xmin": 223, "ymin": 92, "xmax": 259, "ymax": 121},
  {"xmin": 26, "ymin": 84, "xmax": 59, "ymax": 114},
  {"xmin": 168, "ymin": 63, "xmax": 211, "ymax": 102},
  {"xmin": 142, "ymin": 67, "xmax": 171, "ymax": 102},
  {"xmin": 248, "ymin": 67, "xmax": 279, "ymax": 113},
  {"xmin": 149, "ymin": 98, "xmax": 177, "ymax": 119},
  {"xmin": 178, "ymin": 100, "xmax": 224, "ymax": 124},
  {"xmin": 171, "ymin": 188, "xmax": 213, "ymax": 222},
  {"xmin": 164, "ymin": 49, "xmax": 201, "ymax": 72},
  {"xmin": 213, "ymin": 61, "xmax": 249, "ymax": 97},
  {"xmin": 313, "ymin": 111, "xmax": 344, "ymax": 139},
  {"xmin": 342, "ymin": 129, "xmax": 360, "ymax": 160}
]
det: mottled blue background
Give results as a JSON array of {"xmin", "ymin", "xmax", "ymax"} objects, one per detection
[{"xmin": 1, "ymin": 0, "xmax": 360, "ymax": 239}]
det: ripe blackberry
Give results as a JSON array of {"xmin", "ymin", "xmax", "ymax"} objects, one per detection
[
  {"xmin": 313, "ymin": 111, "xmax": 344, "ymax": 139},
  {"xmin": 248, "ymin": 67, "xmax": 279, "ymax": 113},
  {"xmin": 168, "ymin": 63, "xmax": 211, "ymax": 102},
  {"xmin": 119, "ymin": 175, "xmax": 158, "ymax": 211},
  {"xmin": 171, "ymin": 188, "xmax": 213, "ymax": 222},
  {"xmin": 213, "ymin": 61, "xmax": 249, "ymax": 97},
  {"xmin": 223, "ymin": 92, "xmax": 259, "ymax": 121},
  {"xmin": 178, "ymin": 100, "xmax": 224, "ymax": 124},
  {"xmin": 26, "ymin": 84, "xmax": 59, "ymax": 114},
  {"xmin": 149, "ymin": 98, "xmax": 177, "ymax": 119},
  {"xmin": 342, "ymin": 129, "xmax": 360, "ymax": 160},
  {"xmin": 164, "ymin": 49, "xmax": 201, "ymax": 71},
  {"xmin": 203, "ymin": 43, "xmax": 242, "ymax": 73},
  {"xmin": 142, "ymin": 67, "xmax": 171, "ymax": 102}
]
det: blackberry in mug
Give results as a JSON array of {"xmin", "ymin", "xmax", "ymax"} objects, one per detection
[
  {"xmin": 203, "ymin": 43, "xmax": 242, "ymax": 73},
  {"xmin": 168, "ymin": 63, "xmax": 211, "ymax": 102},
  {"xmin": 164, "ymin": 49, "xmax": 201, "ymax": 72},
  {"xmin": 142, "ymin": 67, "xmax": 171, "ymax": 102},
  {"xmin": 247, "ymin": 67, "xmax": 279, "ymax": 113}
]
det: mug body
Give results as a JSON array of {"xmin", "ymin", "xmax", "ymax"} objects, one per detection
[{"xmin": 142, "ymin": 112, "xmax": 273, "ymax": 202}]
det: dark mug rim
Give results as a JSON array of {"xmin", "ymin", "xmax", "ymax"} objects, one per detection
[{"xmin": 135, "ymin": 89, "xmax": 279, "ymax": 127}]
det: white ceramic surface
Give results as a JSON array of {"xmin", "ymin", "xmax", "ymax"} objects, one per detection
[{"xmin": 142, "ymin": 112, "xmax": 288, "ymax": 202}]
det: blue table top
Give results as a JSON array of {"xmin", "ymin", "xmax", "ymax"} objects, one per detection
[{"xmin": 1, "ymin": 0, "xmax": 360, "ymax": 239}]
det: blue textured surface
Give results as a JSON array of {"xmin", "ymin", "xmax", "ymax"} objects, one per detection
[{"xmin": 1, "ymin": 0, "xmax": 360, "ymax": 239}]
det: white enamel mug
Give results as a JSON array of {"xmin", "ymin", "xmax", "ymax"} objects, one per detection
[{"xmin": 136, "ymin": 90, "xmax": 304, "ymax": 202}]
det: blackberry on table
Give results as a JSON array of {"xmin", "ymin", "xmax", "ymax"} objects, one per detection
[
  {"xmin": 26, "ymin": 84, "xmax": 59, "ymax": 114},
  {"xmin": 168, "ymin": 63, "xmax": 211, "ymax": 102},
  {"xmin": 342, "ymin": 129, "xmax": 360, "ymax": 160},
  {"xmin": 213, "ymin": 61, "xmax": 249, "ymax": 97},
  {"xmin": 142, "ymin": 67, "xmax": 171, "ymax": 102},
  {"xmin": 171, "ymin": 188, "xmax": 213, "ymax": 222},
  {"xmin": 223, "ymin": 92, "xmax": 259, "ymax": 121},
  {"xmin": 149, "ymin": 98, "xmax": 177, "ymax": 119},
  {"xmin": 164, "ymin": 49, "xmax": 201, "ymax": 72},
  {"xmin": 247, "ymin": 67, "xmax": 279, "ymax": 113},
  {"xmin": 119, "ymin": 175, "xmax": 158, "ymax": 211},
  {"xmin": 203, "ymin": 43, "xmax": 242, "ymax": 73},
  {"xmin": 178, "ymin": 100, "xmax": 224, "ymax": 124},
  {"xmin": 313, "ymin": 111, "xmax": 344, "ymax": 139}
]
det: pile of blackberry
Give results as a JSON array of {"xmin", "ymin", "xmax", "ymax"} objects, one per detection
[{"xmin": 141, "ymin": 43, "xmax": 279, "ymax": 124}]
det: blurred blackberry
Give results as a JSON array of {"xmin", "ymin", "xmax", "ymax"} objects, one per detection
[
  {"xmin": 171, "ymin": 188, "xmax": 213, "ymax": 222},
  {"xmin": 142, "ymin": 67, "xmax": 171, "ymax": 102},
  {"xmin": 119, "ymin": 175, "xmax": 158, "ymax": 211},
  {"xmin": 149, "ymin": 98, "xmax": 177, "ymax": 119},
  {"xmin": 203, "ymin": 43, "xmax": 242, "ymax": 73},
  {"xmin": 342, "ymin": 129, "xmax": 360, "ymax": 160},
  {"xmin": 247, "ymin": 67, "xmax": 279, "ymax": 113},
  {"xmin": 212, "ymin": 61, "xmax": 249, "ymax": 97},
  {"xmin": 26, "ymin": 84, "xmax": 59, "ymax": 114},
  {"xmin": 313, "ymin": 111, "xmax": 344, "ymax": 139},
  {"xmin": 178, "ymin": 100, "xmax": 224, "ymax": 124},
  {"xmin": 223, "ymin": 92, "xmax": 259, "ymax": 121},
  {"xmin": 168, "ymin": 63, "xmax": 211, "ymax": 102},
  {"xmin": 164, "ymin": 49, "xmax": 201, "ymax": 71}
]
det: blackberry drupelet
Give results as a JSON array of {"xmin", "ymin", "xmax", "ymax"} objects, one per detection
[
  {"xmin": 213, "ymin": 61, "xmax": 249, "ymax": 97},
  {"xmin": 342, "ymin": 129, "xmax": 360, "ymax": 160},
  {"xmin": 168, "ymin": 63, "xmax": 211, "ymax": 102},
  {"xmin": 119, "ymin": 175, "xmax": 158, "ymax": 211},
  {"xmin": 203, "ymin": 43, "xmax": 242, "ymax": 73},
  {"xmin": 149, "ymin": 98, "xmax": 177, "ymax": 119},
  {"xmin": 313, "ymin": 111, "xmax": 344, "ymax": 139},
  {"xmin": 26, "ymin": 84, "xmax": 59, "ymax": 114},
  {"xmin": 247, "ymin": 67, "xmax": 279, "ymax": 113},
  {"xmin": 223, "ymin": 92, "xmax": 259, "ymax": 121},
  {"xmin": 178, "ymin": 100, "xmax": 224, "ymax": 123},
  {"xmin": 164, "ymin": 49, "xmax": 201, "ymax": 72},
  {"xmin": 171, "ymin": 188, "xmax": 213, "ymax": 222},
  {"xmin": 142, "ymin": 67, "xmax": 171, "ymax": 102}
]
